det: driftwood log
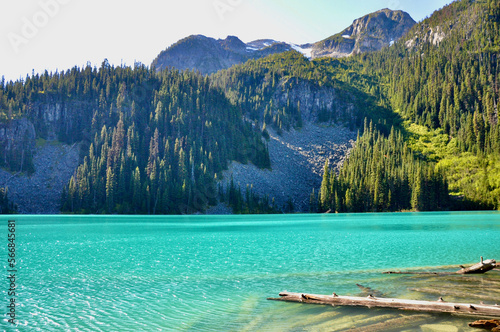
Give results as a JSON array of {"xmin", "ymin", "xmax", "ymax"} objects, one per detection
[
  {"xmin": 383, "ymin": 258, "xmax": 496, "ymax": 275},
  {"xmin": 268, "ymin": 292, "xmax": 500, "ymax": 318},
  {"xmin": 458, "ymin": 258, "xmax": 497, "ymax": 274}
]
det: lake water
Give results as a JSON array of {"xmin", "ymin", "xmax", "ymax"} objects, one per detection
[{"xmin": 2, "ymin": 212, "xmax": 500, "ymax": 331}]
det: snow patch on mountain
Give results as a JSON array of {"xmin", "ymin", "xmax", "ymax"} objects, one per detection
[{"xmin": 290, "ymin": 44, "xmax": 313, "ymax": 58}]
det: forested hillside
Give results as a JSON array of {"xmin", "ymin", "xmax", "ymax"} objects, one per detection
[
  {"xmin": 317, "ymin": 121, "xmax": 449, "ymax": 212},
  {"xmin": 317, "ymin": 0, "xmax": 500, "ymax": 211},
  {"xmin": 211, "ymin": 51, "xmax": 399, "ymax": 134},
  {"xmin": 0, "ymin": 63, "xmax": 270, "ymax": 214}
]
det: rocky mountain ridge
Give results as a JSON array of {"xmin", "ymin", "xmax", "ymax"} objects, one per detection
[
  {"xmin": 311, "ymin": 8, "xmax": 416, "ymax": 58},
  {"xmin": 151, "ymin": 35, "xmax": 302, "ymax": 75},
  {"xmin": 152, "ymin": 8, "xmax": 416, "ymax": 74}
]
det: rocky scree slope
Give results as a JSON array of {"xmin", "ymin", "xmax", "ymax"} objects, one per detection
[
  {"xmin": 219, "ymin": 75, "xmax": 361, "ymax": 212},
  {"xmin": 222, "ymin": 123, "xmax": 356, "ymax": 212},
  {"xmin": 0, "ymin": 141, "xmax": 80, "ymax": 214},
  {"xmin": 0, "ymin": 101, "xmax": 93, "ymax": 213}
]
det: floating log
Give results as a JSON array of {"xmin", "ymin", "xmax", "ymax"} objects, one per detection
[
  {"xmin": 268, "ymin": 292, "xmax": 500, "ymax": 318},
  {"xmin": 383, "ymin": 258, "xmax": 496, "ymax": 275},
  {"xmin": 469, "ymin": 319, "xmax": 500, "ymax": 331},
  {"xmin": 457, "ymin": 257, "xmax": 497, "ymax": 274}
]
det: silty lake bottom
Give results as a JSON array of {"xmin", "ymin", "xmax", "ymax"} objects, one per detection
[{"xmin": 2, "ymin": 212, "xmax": 500, "ymax": 331}]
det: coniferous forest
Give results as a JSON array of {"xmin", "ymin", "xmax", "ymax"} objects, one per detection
[
  {"xmin": 1, "ymin": 64, "xmax": 270, "ymax": 214},
  {"xmin": 0, "ymin": 0, "xmax": 499, "ymax": 214}
]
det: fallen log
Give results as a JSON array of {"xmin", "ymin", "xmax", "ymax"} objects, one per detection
[
  {"xmin": 469, "ymin": 319, "xmax": 500, "ymax": 331},
  {"xmin": 458, "ymin": 257, "xmax": 497, "ymax": 274},
  {"xmin": 268, "ymin": 292, "xmax": 500, "ymax": 318},
  {"xmin": 383, "ymin": 258, "xmax": 496, "ymax": 275}
]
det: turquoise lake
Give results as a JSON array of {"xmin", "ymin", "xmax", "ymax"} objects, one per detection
[{"xmin": 2, "ymin": 212, "xmax": 500, "ymax": 331}]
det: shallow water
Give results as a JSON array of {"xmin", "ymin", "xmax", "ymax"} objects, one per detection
[{"xmin": 2, "ymin": 212, "xmax": 500, "ymax": 331}]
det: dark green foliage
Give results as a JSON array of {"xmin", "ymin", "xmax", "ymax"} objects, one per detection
[
  {"xmin": 0, "ymin": 138, "xmax": 34, "ymax": 174},
  {"xmin": 319, "ymin": 122, "xmax": 450, "ymax": 212},
  {"xmin": 2, "ymin": 0, "xmax": 499, "ymax": 214},
  {"xmin": 59, "ymin": 68, "xmax": 270, "ymax": 214},
  {"xmin": 0, "ymin": 187, "xmax": 16, "ymax": 214}
]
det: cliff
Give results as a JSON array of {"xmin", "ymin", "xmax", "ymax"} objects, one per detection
[{"xmin": 0, "ymin": 118, "xmax": 36, "ymax": 173}]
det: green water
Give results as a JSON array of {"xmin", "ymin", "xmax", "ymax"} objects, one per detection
[{"xmin": 2, "ymin": 212, "xmax": 500, "ymax": 331}]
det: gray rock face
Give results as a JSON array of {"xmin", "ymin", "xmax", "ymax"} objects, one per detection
[
  {"xmin": 0, "ymin": 102, "xmax": 86, "ymax": 213},
  {"xmin": 0, "ymin": 141, "xmax": 81, "ymax": 214},
  {"xmin": 311, "ymin": 9, "xmax": 416, "ymax": 58},
  {"xmin": 30, "ymin": 101, "xmax": 91, "ymax": 142},
  {"xmin": 0, "ymin": 118, "xmax": 36, "ymax": 153},
  {"xmin": 221, "ymin": 77, "xmax": 359, "ymax": 212},
  {"xmin": 271, "ymin": 79, "xmax": 355, "ymax": 123},
  {"xmin": 151, "ymin": 35, "xmax": 294, "ymax": 75},
  {"xmin": 0, "ymin": 118, "xmax": 36, "ymax": 172}
]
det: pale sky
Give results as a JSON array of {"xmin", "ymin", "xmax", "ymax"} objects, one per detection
[{"xmin": 0, "ymin": 0, "xmax": 454, "ymax": 82}]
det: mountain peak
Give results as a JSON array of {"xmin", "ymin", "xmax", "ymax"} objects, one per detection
[
  {"xmin": 151, "ymin": 35, "xmax": 293, "ymax": 74},
  {"xmin": 311, "ymin": 8, "xmax": 416, "ymax": 58}
]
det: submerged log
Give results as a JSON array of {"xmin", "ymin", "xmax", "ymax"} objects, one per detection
[
  {"xmin": 356, "ymin": 284, "xmax": 385, "ymax": 297},
  {"xmin": 345, "ymin": 314, "xmax": 431, "ymax": 332},
  {"xmin": 469, "ymin": 319, "xmax": 500, "ymax": 331},
  {"xmin": 383, "ymin": 258, "xmax": 496, "ymax": 275},
  {"xmin": 410, "ymin": 287, "xmax": 500, "ymax": 303},
  {"xmin": 383, "ymin": 271, "xmax": 453, "ymax": 275},
  {"xmin": 268, "ymin": 292, "xmax": 500, "ymax": 318}
]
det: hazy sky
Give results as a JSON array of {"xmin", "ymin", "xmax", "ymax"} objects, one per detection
[{"xmin": 1, "ymin": 0, "xmax": 454, "ymax": 82}]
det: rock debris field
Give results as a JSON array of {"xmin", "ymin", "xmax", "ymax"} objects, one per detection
[
  {"xmin": 0, "ymin": 141, "xmax": 80, "ymax": 214},
  {"xmin": 222, "ymin": 122, "xmax": 357, "ymax": 212}
]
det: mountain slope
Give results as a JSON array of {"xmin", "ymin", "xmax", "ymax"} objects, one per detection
[
  {"xmin": 0, "ymin": 64, "xmax": 271, "ymax": 214},
  {"xmin": 210, "ymin": 51, "xmax": 401, "ymax": 211},
  {"xmin": 311, "ymin": 9, "xmax": 416, "ymax": 58}
]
